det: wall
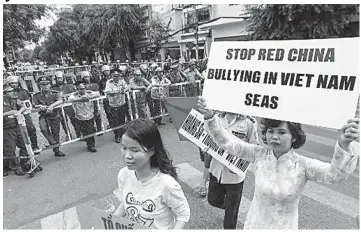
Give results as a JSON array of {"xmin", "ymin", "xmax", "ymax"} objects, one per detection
[
  {"xmin": 211, "ymin": 20, "xmax": 249, "ymax": 40},
  {"xmin": 212, "ymin": 4, "xmax": 246, "ymax": 18}
]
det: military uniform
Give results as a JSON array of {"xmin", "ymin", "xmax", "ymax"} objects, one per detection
[
  {"xmin": 13, "ymin": 87, "xmax": 39, "ymax": 151},
  {"xmin": 3, "ymin": 85, "xmax": 28, "ymax": 176},
  {"xmin": 104, "ymin": 76, "xmax": 128, "ymax": 142},
  {"xmin": 183, "ymin": 68, "xmax": 202, "ymax": 97},
  {"xmin": 68, "ymin": 91, "xmax": 99, "ymax": 151},
  {"xmin": 51, "ymin": 82, "xmax": 81, "ymax": 138},
  {"xmin": 33, "ymin": 76, "xmax": 65, "ymax": 156},
  {"xmin": 167, "ymin": 67, "xmax": 185, "ymax": 97},
  {"xmin": 99, "ymin": 74, "xmax": 112, "ymax": 126},
  {"xmin": 129, "ymin": 77, "xmax": 151, "ymax": 119},
  {"xmin": 84, "ymin": 82, "xmax": 103, "ymax": 132},
  {"xmin": 90, "ymin": 69, "xmax": 101, "ymax": 84}
]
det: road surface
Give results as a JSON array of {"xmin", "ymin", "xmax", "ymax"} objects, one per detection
[{"xmin": 3, "ymin": 117, "xmax": 359, "ymax": 229}]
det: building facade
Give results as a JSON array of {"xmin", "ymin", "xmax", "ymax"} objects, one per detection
[
  {"xmin": 177, "ymin": 4, "xmax": 249, "ymax": 61},
  {"xmin": 133, "ymin": 4, "xmax": 359, "ymax": 62}
]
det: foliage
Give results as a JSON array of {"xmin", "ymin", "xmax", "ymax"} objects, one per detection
[
  {"xmin": 3, "ymin": 4, "xmax": 50, "ymax": 51},
  {"xmin": 146, "ymin": 15, "xmax": 172, "ymax": 54},
  {"xmin": 40, "ymin": 4, "xmax": 143, "ymax": 62},
  {"xmin": 78, "ymin": 4, "xmax": 143, "ymax": 51},
  {"xmin": 46, "ymin": 10, "xmax": 78, "ymax": 54},
  {"xmin": 32, "ymin": 45, "xmax": 43, "ymax": 61},
  {"xmin": 244, "ymin": 4, "xmax": 359, "ymax": 40},
  {"xmin": 15, "ymin": 49, "xmax": 33, "ymax": 62}
]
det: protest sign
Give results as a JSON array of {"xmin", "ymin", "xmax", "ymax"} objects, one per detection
[
  {"xmin": 202, "ymin": 38, "xmax": 359, "ymax": 129},
  {"xmin": 179, "ymin": 109, "xmax": 251, "ymax": 177},
  {"xmin": 87, "ymin": 207, "xmax": 149, "ymax": 230}
]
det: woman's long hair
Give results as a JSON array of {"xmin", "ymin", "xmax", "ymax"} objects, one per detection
[{"xmin": 124, "ymin": 119, "xmax": 178, "ymax": 179}]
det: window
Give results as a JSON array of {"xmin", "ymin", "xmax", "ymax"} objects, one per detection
[
  {"xmin": 197, "ymin": 8, "xmax": 210, "ymax": 22},
  {"xmin": 229, "ymin": 4, "xmax": 239, "ymax": 6}
]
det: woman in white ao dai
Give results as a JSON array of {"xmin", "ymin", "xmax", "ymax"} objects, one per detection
[{"xmin": 198, "ymin": 96, "xmax": 359, "ymax": 229}]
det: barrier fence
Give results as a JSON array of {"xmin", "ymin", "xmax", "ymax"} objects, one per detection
[
  {"xmin": 11, "ymin": 61, "xmax": 206, "ymax": 95},
  {"xmin": 6, "ymin": 81, "xmax": 202, "ymax": 162}
]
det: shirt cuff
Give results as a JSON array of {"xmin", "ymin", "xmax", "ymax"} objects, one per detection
[{"xmin": 335, "ymin": 140, "xmax": 356, "ymax": 157}]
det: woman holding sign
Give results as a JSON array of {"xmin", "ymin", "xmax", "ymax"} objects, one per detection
[
  {"xmin": 198, "ymin": 96, "xmax": 359, "ymax": 229},
  {"xmin": 114, "ymin": 119, "xmax": 190, "ymax": 229}
]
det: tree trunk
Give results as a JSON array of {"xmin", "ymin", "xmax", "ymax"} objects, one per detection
[{"xmin": 129, "ymin": 40, "xmax": 136, "ymax": 61}]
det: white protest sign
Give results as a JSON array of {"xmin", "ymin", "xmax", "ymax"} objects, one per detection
[
  {"xmin": 202, "ymin": 38, "xmax": 359, "ymax": 129},
  {"xmin": 87, "ymin": 207, "xmax": 149, "ymax": 230},
  {"xmin": 178, "ymin": 109, "xmax": 251, "ymax": 177}
]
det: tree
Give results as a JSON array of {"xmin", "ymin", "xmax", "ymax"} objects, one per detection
[
  {"xmin": 15, "ymin": 49, "xmax": 33, "ymax": 62},
  {"xmin": 42, "ymin": 4, "xmax": 143, "ymax": 62},
  {"xmin": 39, "ymin": 44, "xmax": 57, "ymax": 64},
  {"xmin": 3, "ymin": 4, "xmax": 51, "ymax": 51},
  {"xmin": 78, "ymin": 4, "xmax": 143, "ymax": 59},
  {"xmin": 146, "ymin": 15, "xmax": 172, "ymax": 55},
  {"xmin": 32, "ymin": 45, "xmax": 43, "ymax": 61},
  {"xmin": 244, "ymin": 4, "xmax": 359, "ymax": 40},
  {"xmin": 47, "ymin": 11, "xmax": 78, "ymax": 54}
]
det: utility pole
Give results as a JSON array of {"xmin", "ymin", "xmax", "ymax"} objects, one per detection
[{"xmin": 193, "ymin": 4, "xmax": 199, "ymax": 61}]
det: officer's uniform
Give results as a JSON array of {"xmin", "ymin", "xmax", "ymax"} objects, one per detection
[
  {"xmin": 13, "ymin": 86, "xmax": 39, "ymax": 151},
  {"xmin": 3, "ymin": 84, "xmax": 28, "ymax": 175},
  {"xmin": 99, "ymin": 73, "xmax": 112, "ymax": 122},
  {"xmin": 207, "ymin": 113, "xmax": 259, "ymax": 229},
  {"xmin": 33, "ymin": 76, "xmax": 65, "ymax": 156},
  {"xmin": 51, "ymin": 82, "xmax": 81, "ymax": 138},
  {"xmin": 68, "ymin": 90, "xmax": 99, "ymax": 151},
  {"xmin": 104, "ymin": 74, "xmax": 128, "ymax": 142},
  {"xmin": 183, "ymin": 68, "xmax": 202, "ymax": 97},
  {"xmin": 168, "ymin": 65, "xmax": 185, "ymax": 97},
  {"xmin": 129, "ymin": 75, "xmax": 151, "ymax": 119},
  {"xmin": 90, "ymin": 69, "xmax": 101, "ymax": 84}
]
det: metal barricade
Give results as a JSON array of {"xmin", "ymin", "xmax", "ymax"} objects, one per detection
[{"xmin": 3, "ymin": 80, "xmax": 203, "ymax": 177}]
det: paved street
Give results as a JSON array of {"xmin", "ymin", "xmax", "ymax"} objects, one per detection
[{"xmin": 3, "ymin": 116, "xmax": 359, "ymax": 229}]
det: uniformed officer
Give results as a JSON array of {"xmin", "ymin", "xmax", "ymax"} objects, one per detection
[
  {"xmin": 119, "ymin": 65, "xmax": 131, "ymax": 122},
  {"xmin": 68, "ymin": 80, "xmax": 100, "ymax": 152},
  {"xmin": 99, "ymin": 65, "xmax": 112, "ymax": 124},
  {"xmin": 3, "ymin": 83, "xmax": 28, "ymax": 176},
  {"xmin": 104, "ymin": 68, "xmax": 129, "ymax": 143},
  {"xmin": 204, "ymin": 112, "xmax": 259, "ymax": 229},
  {"xmin": 7, "ymin": 75, "xmax": 40, "ymax": 154},
  {"xmin": 81, "ymin": 71, "xmax": 103, "ymax": 134},
  {"xmin": 128, "ymin": 68, "xmax": 151, "ymax": 119},
  {"xmin": 52, "ymin": 71, "xmax": 81, "ymax": 139},
  {"xmin": 179, "ymin": 59, "xmax": 204, "ymax": 97},
  {"xmin": 33, "ymin": 76, "xmax": 66, "ymax": 157},
  {"xmin": 90, "ymin": 64, "xmax": 101, "ymax": 84}
]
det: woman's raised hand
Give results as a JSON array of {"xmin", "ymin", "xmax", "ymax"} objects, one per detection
[
  {"xmin": 338, "ymin": 118, "xmax": 359, "ymax": 150},
  {"xmin": 198, "ymin": 96, "xmax": 213, "ymax": 119}
]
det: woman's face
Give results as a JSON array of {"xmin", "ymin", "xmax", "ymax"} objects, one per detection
[
  {"xmin": 121, "ymin": 134, "xmax": 153, "ymax": 171},
  {"xmin": 265, "ymin": 122, "xmax": 295, "ymax": 156}
]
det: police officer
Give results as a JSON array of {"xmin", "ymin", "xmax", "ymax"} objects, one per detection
[
  {"xmin": 104, "ymin": 68, "xmax": 129, "ymax": 143},
  {"xmin": 7, "ymin": 75, "xmax": 40, "ymax": 154},
  {"xmin": 90, "ymin": 63, "xmax": 101, "ymax": 84},
  {"xmin": 179, "ymin": 59, "xmax": 204, "ymax": 97},
  {"xmin": 128, "ymin": 68, "xmax": 151, "ymax": 119},
  {"xmin": 68, "ymin": 80, "xmax": 100, "ymax": 152},
  {"xmin": 33, "ymin": 76, "xmax": 66, "ymax": 157},
  {"xmin": 82, "ymin": 71, "xmax": 103, "ymax": 134},
  {"xmin": 119, "ymin": 65, "xmax": 131, "ymax": 122},
  {"xmin": 3, "ymin": 83, "xmax": 28, "ymax": 176},
  {"xmin": 52, "ymin": 71, "xmax": 81, "ymax": 139},
  {"xmin": 99, "ymin": 65, "xmax": 112, "ymax": 125}
]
